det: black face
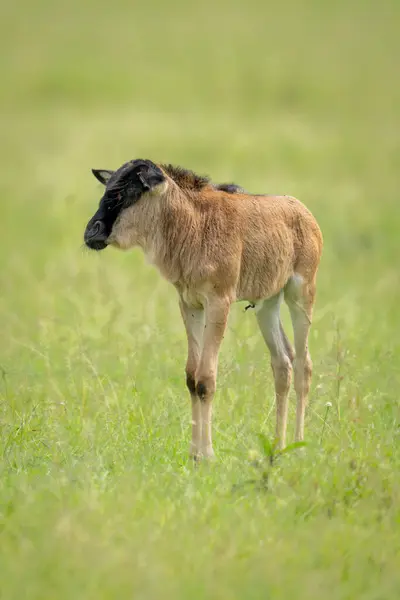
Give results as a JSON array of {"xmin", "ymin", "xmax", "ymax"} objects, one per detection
[{"xmin": 84, "ymin": 159, "xmax": 165, "ymax": 251}]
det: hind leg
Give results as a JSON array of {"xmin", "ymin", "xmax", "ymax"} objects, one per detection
[
  {"xmin": 256, "ymin": 292, "xmax": 294, "ymax": 449},
  {"xmin": 280, "ymin": 320, "xmax": 295, "ymax": 364},
  {"xmin": 285, "ymin": 274, "xmax": 316, "ymax": 442}
]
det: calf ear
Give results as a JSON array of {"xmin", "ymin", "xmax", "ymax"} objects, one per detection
[
  {"xmin": 92, "ymin": 169, "xmax": 114, "ymax": 185},
  {"xmin": 137, "ymin": 164, "xmax": 165, "ymax": 191}
]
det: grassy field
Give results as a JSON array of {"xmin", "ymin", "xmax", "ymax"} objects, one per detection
[{"xmin": 1, "ymin": 0, "xmax": 400, "ymax": 598}]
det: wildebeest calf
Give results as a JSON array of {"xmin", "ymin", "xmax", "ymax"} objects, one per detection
[{"xmin": 84, "ymin": 159, "xmax": 323, "ymax": 459}]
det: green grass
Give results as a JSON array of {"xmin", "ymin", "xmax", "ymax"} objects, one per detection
[{"xmin": 1, "ymin": 0, "xmax": 400, "ymax": 597}]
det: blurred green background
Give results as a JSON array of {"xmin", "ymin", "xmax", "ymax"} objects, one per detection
[{"xmin": 1, "ymin": 1, "xmax": 400, "ymax": 598}]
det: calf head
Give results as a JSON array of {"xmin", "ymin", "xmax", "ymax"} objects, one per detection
[{"xmin": 84, "ymin": 159, "xmax": 165, "ymax": 251}]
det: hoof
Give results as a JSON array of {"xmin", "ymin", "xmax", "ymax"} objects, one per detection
[
  {"xmin": 188, "ymin": 446, "xmax": 215, "ymax": 462},
  {"xmin": 201, "ymin": 446, "xmax": 215, "ymax": 460}
]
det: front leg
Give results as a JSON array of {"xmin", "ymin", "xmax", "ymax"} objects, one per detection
[
  {"xmin": 196, "ymin": 296, "xmax": 230, "ymax": 458},
  {"xmin": 179, "ymin": 298, "xmax": 205, "ymax": 459}
]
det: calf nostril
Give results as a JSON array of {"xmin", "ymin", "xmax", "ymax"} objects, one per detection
[
  {"xmin": 92, "ymin": 221, "xmax": 102, "ymax": 236},
  {"xmin": 84, "ymin": 220, "xmax": 107, "ymax": 245}
]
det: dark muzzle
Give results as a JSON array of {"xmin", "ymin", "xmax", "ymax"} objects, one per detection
[{"xmin": 84, "ymin": 219, "xmax": 108, "ymax": 251}]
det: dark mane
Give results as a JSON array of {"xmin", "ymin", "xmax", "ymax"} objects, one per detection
[
  {"xmin": 161, "ymin": 164, "xmax": 210, "ymax": 191},
  {"xmin": 214, "ymin": 183, "xmax": 246, "ymax": 194}
]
